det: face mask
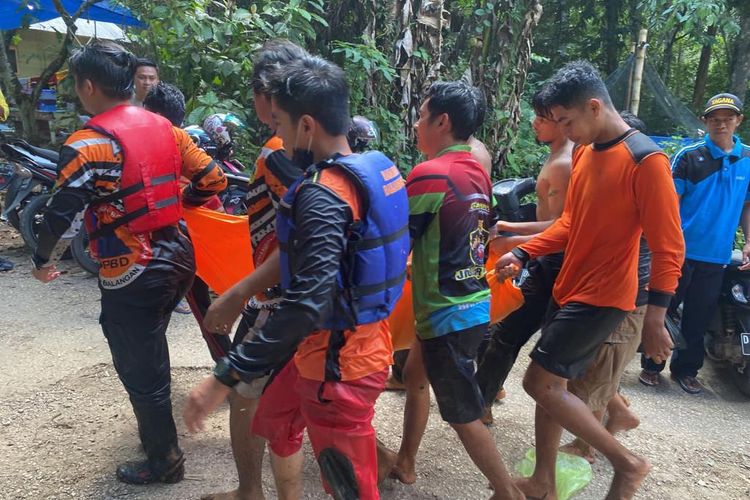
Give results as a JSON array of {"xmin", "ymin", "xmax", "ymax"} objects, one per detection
[{"xmin": 291, "ymin": 124, "xmax": 314, "ymax": 169}]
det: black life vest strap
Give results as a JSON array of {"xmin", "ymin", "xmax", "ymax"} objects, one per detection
[
  {"xmin": 89, "ymin": 195, "xmax": 179, "ymax": 239},
  {"xmin": 352, "ymin": 271, "xmax": 407, "ymax": 297},
  {"xmin": 89, "ymin": 205, "xmax": 148, "ymax": 239},
  {"xmin": 356, "ymin": 224, "xmax": 409, "ymax": 251},
  {"xmin": 93, "ymin": 180, "xmax": 144, "ymax": 206}
]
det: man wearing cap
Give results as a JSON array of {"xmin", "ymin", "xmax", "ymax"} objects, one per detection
[{"xmin": 640, "ymin": 93, "xmax": 750, "ymax": 394}]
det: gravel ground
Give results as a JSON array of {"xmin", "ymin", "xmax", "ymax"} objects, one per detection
[{"xmin": 1, "ymin": 223, "xmax": 749, "ymax": 500}]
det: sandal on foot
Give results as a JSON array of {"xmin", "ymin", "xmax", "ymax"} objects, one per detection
[
  {"xmin": 671, "ymin": 374, "xmax": 703, "ymax": 394},
  {"xmin": 638, "ymin": 370, "xmax": 660, "ymax": 387},
  {"xmin": 116, "ymin": 455, "xmax": 185, "ymax": 485}
]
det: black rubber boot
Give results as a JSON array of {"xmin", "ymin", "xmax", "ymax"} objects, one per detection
[{"xmin": 116, "ymin": 451, "xmax": 185, "ymax": 485}]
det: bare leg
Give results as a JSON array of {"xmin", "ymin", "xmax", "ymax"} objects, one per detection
[
  {"xmin": 201, "ymin": 394, "xmax": 265, "ymax": 500},
  {"xmin": 515, "ymin": 404, "xmax": 562, "ymax": 500},
  {"xmin": 391, "ymin": 341, "xmax": 430, "ymax": 484},
  {"xmin": 605, "ymin": 393, "xmax": 640, "ymax": 435},
  {"xmin": 269, "ymin": 449, "xmax": 304, "ymax": 500},
  {"xmin": 376, "ymin": 438, "xmax": 397, "ymax": 484},
  {"xmin": 559, "ymin": 409, "xmax": 604, "ymax": 465},
  {"xmin": 523, "ymin": 362, "xmax": 650, "ymax": 500},
  {"xmin": 451, "ymin": 420, "xmax": 525, "ymax": 500}
]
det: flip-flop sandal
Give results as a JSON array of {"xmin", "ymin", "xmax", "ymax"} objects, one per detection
[
  {"xmin": 638, "ymin": 370, "xmax": 660, "ymax": 387},
  {"xmin": 672, "ymin": 374, "xmax": 703, "ymax": 394}
]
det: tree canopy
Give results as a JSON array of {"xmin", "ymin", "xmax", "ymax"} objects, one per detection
[{"xmin": 1, "ymin": 0, "xmax": 747, "ymax": 179}]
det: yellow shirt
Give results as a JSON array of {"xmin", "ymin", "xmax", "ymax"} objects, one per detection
[{"xmin": 0, "ymin": 88, "xmax": 9, "ymax": 121}]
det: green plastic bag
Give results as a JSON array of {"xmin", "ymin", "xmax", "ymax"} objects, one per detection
[{"xmin": 516, "ymin": 448, "xmax": 593, "ymax": 500}]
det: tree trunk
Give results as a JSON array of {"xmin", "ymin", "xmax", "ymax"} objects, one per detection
[
  {"xmin": 691, "ymin": 24, "xmax": 718, "ymax": 111},
  {"xmin": 603, "ymin": 0, "xmax": 621, "ymax": 74},
  {"xmin": 493, "ymin": 0, "xmax": 543, "ymax": 176},
  {"xmin": 660, "ymin": 25, "xmax": 680, "ymax": 86},
  {"xmin": 729, "ymin": 8, "xmax": 750, "ymax": 103},
  {"xmin": 0, "ymin": 0, "xmax": 95, "ymax": 141}
]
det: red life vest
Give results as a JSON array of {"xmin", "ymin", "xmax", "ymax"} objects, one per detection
[{"xmin": 86, "ymin": 105, "xmax": 182, "ymax": 237}]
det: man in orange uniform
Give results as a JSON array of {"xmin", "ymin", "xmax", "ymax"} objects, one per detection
[
  {"xmin": 496, "ymin": 61, "xmax": 684, "ymax": 499},
  {"xmin": 198, "ymin": 39, "xmax": 308, "ymax": 500},
  {"xmin": 184, "ymin": 55, "xmax": 409, "ymax": 500},
  {"xmin": 30, "ymin": 40, "xmax": 227, "ymax": 484}
]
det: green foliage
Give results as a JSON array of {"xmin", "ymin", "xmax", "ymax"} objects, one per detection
[
  {"xmin": 330, "ymin": 37, "xmax": 416, "ymax": 170},
  {"xmin": 121, "ymin": 0, "xmax": 327, "ymax": 121},
  {"xmin": 111, "ymin": 0, "xmax": 748, "ymax": 180}
]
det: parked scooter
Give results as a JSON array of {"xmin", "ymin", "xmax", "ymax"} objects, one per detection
[
  {"xmin": 185, "ymin": 123, "xmax": 250, "ymax": 216},
  {"xmin": 492, "ymin": 177, "xmax": 536, "ymax": 225},
  {"xmin": 0, "ymin": 138, "xmax": 58, "ymax": 248},
  {"xmin": 666, "ymin": 251, "xmax": 750, "ymax": 397}
]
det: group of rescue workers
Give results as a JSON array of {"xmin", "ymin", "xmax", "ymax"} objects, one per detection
[{"xmin": 27, "ymin": 36, "xmax": 750, "ymax": 500}]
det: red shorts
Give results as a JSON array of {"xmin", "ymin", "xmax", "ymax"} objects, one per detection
[{"xmin": 252, "ymin": 360, "xmax": 387, "ymax": 499}]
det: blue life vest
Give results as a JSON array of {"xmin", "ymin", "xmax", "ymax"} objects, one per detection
[{"xmin": 276, "ymin": 151, "xmax": 410, "ymax": 331}]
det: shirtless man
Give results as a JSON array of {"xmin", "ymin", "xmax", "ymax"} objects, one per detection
[
  {"xmin": 475, "ymin": 86, "xmax": 572, "ymax": 422},
  {"xmin": 495, "ymin": 60, "xmax": 683, "ymax": 499},
  {"xmin": 469, "ymin": 136, "xmax": 493, "ymax": 177}
]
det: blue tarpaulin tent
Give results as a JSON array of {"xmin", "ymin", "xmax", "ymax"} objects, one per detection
[{"xmin": 0, "ymin": 1, "xmax": 143, "ymax": 30}]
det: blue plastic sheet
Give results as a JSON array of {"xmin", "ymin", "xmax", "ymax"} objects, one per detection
[{"xmin": 0, "ymin": 1, "xmax": 143, "ymax": 30}]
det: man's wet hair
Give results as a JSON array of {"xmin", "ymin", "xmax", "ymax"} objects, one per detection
[
  {"xmin": 136, "ymin": 58, "xmax": 158, "ymax": 72},
  {"xmin": 270, "ymin": 55, "xmax": 350, "ymax": 136},
  {"xmin": 532, "ymin": 85, "xmax": 552, "ymax": 118},
  {"xmin": 68, "ymin": 40, "xmax": 137, "ymax": 100},
  {"xmin": 251, "ymin": 40, "xmax": 309, "ymax": 95},
  {"xmin": 543, "ymin": 60, "xmax": 613, "ymax": 110},
  {"xmin": 619, "ymin": 110, "xmax": 647, "ymax": 134},
  {"xmin": 144, "ymin": 82, "xmax": 185, "ymax": 126},
  {"xmin": 425, "ymin": 81, "xmax": 486, "ymax": 141}
]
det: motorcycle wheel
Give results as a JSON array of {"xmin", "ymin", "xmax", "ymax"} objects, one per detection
[
  {"xmin": 19, "ymin": 194, "xmax": 72, "ymax": 259},
  {"xmin": 70, "ymin": 231, "xmax": 100, "ymax": 275},
  {"xmin": 19, "ymin": 193, "xmax": 51, "ymax": 250},
  {"xmin": 1, "ymin": 182, "xmax": 22, "ymax": 229},
  {"xmin": 730, "ymin": 365, "xmax": 750, "ymax": 398}
]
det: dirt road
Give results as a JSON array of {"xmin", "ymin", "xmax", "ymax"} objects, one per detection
[{"xmin": 1, "ymin": 226, "xmax": 749, "ymax": 499}]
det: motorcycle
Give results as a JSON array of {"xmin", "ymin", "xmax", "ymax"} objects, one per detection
[
  {"xmin": 0, "ymin": 138, "xmax": 58, "ymax": 248},
  {"xmin": 492, "ymin": 177, "xmax": 537, "ymax": 225},
  {"xmin": 668, "ymin": 250, "xmax": 750, "ymax": 397}
]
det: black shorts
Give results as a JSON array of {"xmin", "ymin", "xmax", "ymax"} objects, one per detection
[
  {"xmin": 530, "ymin": 302, "xmax": 627, "ymax": 380},
  {"xmin": 420, "ymin": 323, "xmax": 488, "ymax": 424}
]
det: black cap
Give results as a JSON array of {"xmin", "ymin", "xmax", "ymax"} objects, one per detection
[{"xmin": 703, "ymin": 93, "xmax": 743, "ymax": 117}]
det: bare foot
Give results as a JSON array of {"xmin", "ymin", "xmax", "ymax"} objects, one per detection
[
  {"xmin": 201, "ymin": 489, "xmax": 264, "ymax": 500},
  {"xmin": 389, "ymin": 456, "xmax": 417, "ymax": 485},
  {"xmin": 495, "ymin": 388, "xmax": 507, "ymax": 401},
  {"xmin": 480, "ymin": 406, "xmax": 494, "ymax": 426},
  {"xmin": 385, "ymin": 374, "xmax": 406, "ymax": 391},
  {"xmin": 605, "ymin": 455, "xmax": 651, "ymax": 500},
  {"xmin": 514, "ymin": 476, "xmax": 557, "ymax": 500},
  {"xmin": 560, "ymin": 439, "xmax": 596, "ymax": 464},
  {"xmin": 489, "ymin": 489, "xmax": 526, "ymax": 500},
  {"xmin": 376, "ymin": 441, "xmax": 398, "ymax": 484},
  {"xmin": 606, "ymin": 406, "xmax": 640, "ymax": 435}
]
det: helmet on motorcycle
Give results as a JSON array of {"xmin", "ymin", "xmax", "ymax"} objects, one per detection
[
  {"xmin": 347, "ymin": 116, "xmax": 379, "ymax": 153},
  {"xmin": 203, "ymin": 113, "xmax": 247, "ymax": 159},
  {"xmin": 183, "ymin": 125, "xmax": 217, "ymax": 156}
]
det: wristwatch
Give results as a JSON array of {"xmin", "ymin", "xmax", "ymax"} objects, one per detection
[{"xmin": 213, "ymin": 357, "xmax": 239, "ymax": 388}]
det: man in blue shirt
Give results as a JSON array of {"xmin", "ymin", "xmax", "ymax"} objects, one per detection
[{"xmin": 640, "ymin": 93, "xmax": 750, "ymax": 394}]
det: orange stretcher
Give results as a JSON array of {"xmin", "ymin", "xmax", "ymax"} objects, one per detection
[
  {"xmin": 183, "ymin": 207, "xmax": 254, "ymax": 295},
  {"xmin": 184, "ymin": 207, "xmax": 524, "ymax": 351}
]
